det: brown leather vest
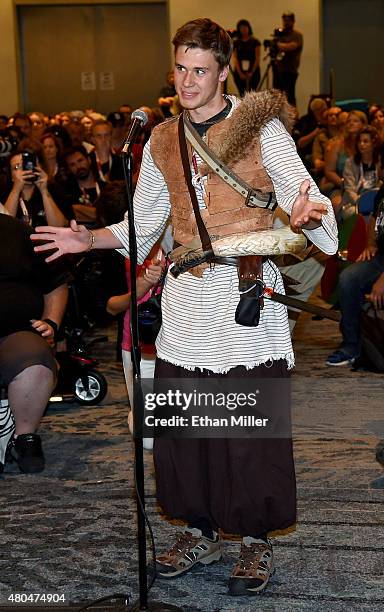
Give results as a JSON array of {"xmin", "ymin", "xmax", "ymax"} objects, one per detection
[{"xmin": 150, "ymin": 113, "xmax": 274, "ymax": 247}]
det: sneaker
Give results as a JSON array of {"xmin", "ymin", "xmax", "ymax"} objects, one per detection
[
  {"xmin": 0, "ymin": 401, "xmax": 15, "ymax": 473},
  {"xmin": 326, "ymin": 350, "xmax": 356, "ymax": 367},
  {"xmin": 156, "ymin": 528, "xmax": 222, "ymax": 578},
  {"xmin": 228, "ymin": 537, "xmax": 274, "ymax": 596},
  {"xmin": 8, "ymin": 433, "xmax": 45, "ymax": 474}
]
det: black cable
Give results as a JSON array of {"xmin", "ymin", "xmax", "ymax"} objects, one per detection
[
  {"xmin": 76, "ymin": 593, "xmax": 130, "ymax": 612},
  {"xmin": 133, "ymin": 447, "xmax": 157, "ymax": 593}
]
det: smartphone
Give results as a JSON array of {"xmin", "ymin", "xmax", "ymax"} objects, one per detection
[{"xmin": 21, "ymin": 151, "xmax": 37, "ymax": 181}]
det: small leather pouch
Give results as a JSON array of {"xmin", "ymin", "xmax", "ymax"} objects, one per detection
[{"xmin": 235, "ymin": 279, "xmax": 265, "ymax": 327}]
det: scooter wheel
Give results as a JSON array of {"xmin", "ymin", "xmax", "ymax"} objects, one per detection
[{"xmin": 74, "ymin": 370, "xmax": 108, "ymax": 405}]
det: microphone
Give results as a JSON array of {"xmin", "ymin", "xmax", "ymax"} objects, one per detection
[{"xmin": 121, "ymin": 109, "xmax": 148, "ymax": 154}]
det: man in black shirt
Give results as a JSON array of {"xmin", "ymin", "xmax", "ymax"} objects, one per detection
[
  {"xmin": 326, "ymin": 189, "xmax": 384, "ymax": 365},
  {"xmin": 272, "ymin": 12, "xmax": 303, "ymax": 106},
  {"xmin": 0, "ymin": 213, "xmax": 69, "ymax": 473},
  {"xmin": 61, "ymin": 146, "xmax": 105, "ymax": 226}
]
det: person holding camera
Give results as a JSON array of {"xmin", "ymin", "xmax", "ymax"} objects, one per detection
[
  {"xmin": 272, "ymin": 11, "xmax": 303, "ymax": 106},
  {"xmin": 3, "ymin": 152, "xmax": 70, "ymax": 227},
  {"xmin": 232, "ymin": 19, "xmax": 261, "ymax": 96}
]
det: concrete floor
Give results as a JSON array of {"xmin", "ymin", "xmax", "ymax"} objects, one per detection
[{"xmin": 0, "ymin": 308, "xmax": 383, "ymax": 611}]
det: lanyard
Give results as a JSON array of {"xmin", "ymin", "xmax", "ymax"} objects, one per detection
[
  {"xmin": 95, "ymin": 151, "xmax": 112, "ymax": 181},
  {"xmin": 19, "ymin": 196, "xmax": 32, "ymax": 225},
  {"xmin": 80, "ymin": 182, "xmax": 101, "ymax": 206}
]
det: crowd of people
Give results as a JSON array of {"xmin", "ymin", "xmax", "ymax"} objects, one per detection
[
  {"xmin": 292, "ymin": 96, "xmax": 384, "ymax": 366},
  {"xmin": 0, "ymin": 14, "xmax": 382, "ymax": 599}
]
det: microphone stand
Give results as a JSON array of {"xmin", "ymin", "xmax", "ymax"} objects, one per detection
[{"xmin": 121, "ymin": 141, "xmax": 181, "ymax": 612}]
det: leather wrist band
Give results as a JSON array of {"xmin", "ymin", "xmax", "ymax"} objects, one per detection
[
  {"xmin": 43, "ymin": 318, "xmax": 58, "ymax": 336},
  {"xmin": 87, "ymin": 229, "xmax": 95, "ymax": 251}
]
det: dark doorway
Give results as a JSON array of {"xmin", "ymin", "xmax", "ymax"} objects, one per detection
[
  {"xmin": 322, "ymin": 0, "xmax": 384, "ymax": 104},
  {"xmin": 18, "ymin": 2, "xmax": 170, "ymax": 114}
]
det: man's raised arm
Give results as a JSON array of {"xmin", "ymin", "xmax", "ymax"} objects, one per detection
[{"xmin": 31, "ymin": 220, "xmax": 123, "ymax": 262}]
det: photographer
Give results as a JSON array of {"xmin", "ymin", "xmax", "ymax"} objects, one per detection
[
  {"xmin": 272, "ymin": 11, "xmax": 303, "ymax": 106},
  {"xmin": 0, "ymin": 129, "xmax": 20, "ymax": 201},
  {"xmin": 232, "ymin": 19, "xmax": 261, "ymax": 96},
  {"xmin": 3, "ymin": 152, "xmax": 70, "ymax": 227}
]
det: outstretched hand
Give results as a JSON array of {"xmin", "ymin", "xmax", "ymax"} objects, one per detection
[
  {"xmin": 31, "ymin": 219, "xmax": 90, "ymax": 262},
  {"xmin": 290, "ymin": 179, "xmax": 328, "ymax": 232}
]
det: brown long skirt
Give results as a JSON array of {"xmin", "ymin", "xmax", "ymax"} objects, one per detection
[{"xmin": 153, "ymin": 358, "xmax": 296, "ymax": 538}]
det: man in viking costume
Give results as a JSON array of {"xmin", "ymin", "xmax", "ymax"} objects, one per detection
[{"xmin": 33, "ymin": 19, "xmax": 337, "ymax": 596}]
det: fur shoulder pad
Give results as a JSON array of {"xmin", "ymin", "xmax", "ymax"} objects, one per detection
[{"xmin": 214, "ymin": 89, "xmax": 296, "ymax": 167}]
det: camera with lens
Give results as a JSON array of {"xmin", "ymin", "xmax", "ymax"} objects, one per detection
[
  {"xmin": 263, "ymin": 27, "xmax": 284, "ymax": 60},
  {"xmin": 0, "ymin": 129, "xmax": 18, "ymax": 158},
  {"xmin": 226, "ymin": 28, "xmax": 239, "ymax": 40}
]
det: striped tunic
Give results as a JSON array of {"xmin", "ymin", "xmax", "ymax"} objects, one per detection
[{"xmin": 108, "ymin": 113, "xmax": 337, "ymax": 373}]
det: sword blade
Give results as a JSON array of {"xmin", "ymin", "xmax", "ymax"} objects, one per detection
[{"xmin": 265, "ymin": 291, "xmax": 341, "ymax": 322}]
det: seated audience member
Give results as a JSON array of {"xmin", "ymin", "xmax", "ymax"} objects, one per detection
[
  {"xmin": 326, "ymin": 187, "xmax": 384, "ymax": 366},
  {"xmin": 368, "ymin": 103, "xmax": 381, "ymax": 119},
  {"xmin": 323, "ymin": 110, "xmax": 368, "ymax": 211},
  {"xmin": 106, "ymin": 111, "xmax": 126, "ymax": 153},
  {"xmin": 62, "ymin": 146, "xmax": 105, "ymax": 224},
  {"xmin": 45, "ymin": 124, "xmax": 72, "ymax": 151},
  {"xmin": 370, "ymin": 107, "xmax": 384, "ymax": 141},
  {"xmin": 118, "ymin": 104, "xmax": 132, "ymax": 127},
  {"xmin": 40, "ymin": 132, "xmax": 67, "ymax": 182},
  {"xmin": 137, "ymin": 107, "xmax": 156, "ymax": 147},
  {"xmin": 29, "ymin": 111, "xmax": 47, "ymax": 141},
  {"xmin": 293, "ymin": 97, "xmax": 328, "ymax": 170},
  {"xmin": 89, "ymin": 120, "xmax": 124, "ymax": 182},
  {"xmin": 0, "ymin": 211, "xmax": 69, "ymax": 473},
  {"xmin": 312, "ymin": 106, "xmax": 341, "ymax": 181},
  {"xmin": 0, "ymin": 115, "xmax": 8, "ymax": 131},
  {"xmin": 80, "ymin": 114, "xmax": 94, "ymax": 143},
  {"xmin": 151, "ymin": 107, "xmax": 165, "ymax": 128},
  {"xmin": 158, "ymin": 70, "xmax": 177, "ymax": 118},
  {"xmin": 59, "ymin": 112, "xmax": 71, "ymax": 127},
  {"xmin": 343, "ymin": 126, "xmax": 382, "ymax": 206},
  {"xmin": 66, "ymin": 114, "xmax": 94, "ymax": 153},
  {"xmin": 12, "ymin": 114, "xmax": 32, "ymax": 139},
  {"xmin": 3, "ymin": 152, "xmax": 70, "ymax": 227}
]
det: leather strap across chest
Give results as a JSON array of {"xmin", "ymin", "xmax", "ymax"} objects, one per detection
[
  {"xmin": 183, "ymin": 113, "xmax": 277, "ymax": 211},
  {"xmin": 178, "ymin": 114, "xmax": 214, "ymax": 257}
]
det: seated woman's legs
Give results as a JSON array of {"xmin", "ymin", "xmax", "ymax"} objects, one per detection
[
  {"xmin": 8, "ymin": 364, "xmax": 54, "ymax": 435},
  {"xmin": 0, "ymin": 331, "xmax": 57, "ymax": 472}
]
